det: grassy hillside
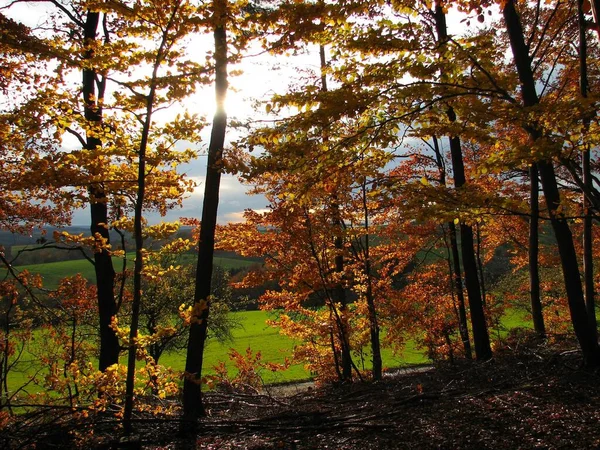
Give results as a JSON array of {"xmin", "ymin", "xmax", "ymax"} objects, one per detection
[
  {"xmin": 160, "ymin": 310, "xmax": 430, "ymax": 384},
  {"xmin": 1, "ymin": 253, "xmax": 259, "ymax": 290},
  {"xmin": 7, "ymin": 309, "xmax": 432, "ymax": 392}
]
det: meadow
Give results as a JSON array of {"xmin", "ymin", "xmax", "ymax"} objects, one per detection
[
  {"xmin": 8, "ymin": 307, "xmax": 531, "ymax": 394},
  {"xmin": 6, "ymin": 309, "xmax": 430, "ymax": 395},
  {"xmin": 2, "ymin": 252, "xmax": 257, "ymax": 290},
  {"xmin": 3, "ymin": 246, "xmax": 532, "ymax": 392},
  {"xmin": 160, "ymin": 309, "xmax": 431, "ymax": 384}
]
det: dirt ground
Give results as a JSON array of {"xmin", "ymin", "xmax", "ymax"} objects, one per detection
[{"xmin": 5, "ymin": 332, "xmax": 600, "ymax": 449}]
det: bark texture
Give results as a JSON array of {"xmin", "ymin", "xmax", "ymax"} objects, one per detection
[{"xmin": 529, "ymin": 164, "xmax": 545, "ymax": 337}]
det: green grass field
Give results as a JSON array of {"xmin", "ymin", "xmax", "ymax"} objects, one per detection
[
  {"xmin": 158, "ymin": 310, "xmax": 431, "ymax": 384},
  {"xmin": 2, "ymin": 255, "xmax": 533, "ymax": 391},
  {"xmin": 7, "ymin": 309, "xmax": 433, "ymax": 393},
  {"xmin": 7, "ymin": 308, "xmax": 532, "ymax": 395},
  {"xmin": 1, "ymin": 253, "xmax": 258, "ymax": 290},
  {"xmin": 160, "ymin": 310, "xmax": 310, "ymax": 384}
]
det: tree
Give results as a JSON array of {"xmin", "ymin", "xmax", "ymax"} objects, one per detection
[
  {"xmin": 66, "ymin": 0, "xmax": 207, "ymax": 431},
  {"xmin": 0, "ymin": 13, "xmax": 72, "ymax": 234},
  {"xmin": 578, "ymin": 0, "xmax": 598, "ymax": 341},
  {"xmin": 2, "ymin": 0, "xmax": 201, "ymax": 379},
  {"xmin": 81, "ymin": 8, "xmax": 120, "ymax": 373},
  {"xmin": 140, "ymin": 261, "xmax": 239, "ymax": 365},
  {"xmin": 502, "ymin": 0, "xmax": 600, "ymax": 367},
  {"xmin": 183, "ymin": 0, "xmax": 230, "ymax": 421},
  {"xmin": 432, "ymin": 1, "xmax": 492, "ymax": 361},
  {"xmin": 0, "ymin": 272, "xmax": 40, "ymax": 411},
  {"xmin": 37, "ymin": 275, "xmax": 97, "ymax": 407},
  {"xmin": 218, "ymin": 205, "xmax": 364, "ymax": 383},
  {"xmin": 319, "ymin": 44, "xmax": 354, "ymax": 381},
  {"xmin": 431, "ymin": 135, "xmax": 472, "ymax": 358}
]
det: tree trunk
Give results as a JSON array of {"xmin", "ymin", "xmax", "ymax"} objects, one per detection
[
  {"xmin": 448, "ymin": 221, "xmax": 473, "ymax": 359},
  {"xmin": 120, "ymin": 3, "xmax": 183, "ymax": 431},
  {"xmin": 122, "ymin": 0, "xmax": 184, "ymax": 427},
  {"xmin": 183, "ymin": 3, "xmax": 228, "ymax": 420},
  {"xmin": 434, "ymin": 3, "xmax": 492, "ymax": 361},
  {"xmin": 333, "ymin": 240, "xmax": 352, "ymax": 380},
  {"xmin": 529, "ymin": 164, "xmax": 545, "ymax": 337},
  {"xmin": 365, "ymin": 271, "xmax": 382, "ymax": 380},
  {"xmin": 361, "ymin": 181, "xmax": 382, "ymax": 381},
  {"xmin": 320, "ymin": 44, "xmax": 353, "ymax": 381},
  {"xmin": 503, "ymin": 0, "xmax": 600, "ymax": 367},
  {"xmin": 457, "ymin": 209, "xmax": 492, "ymax": 361},
  {"xmin": 123, "ymin": 76, "xmax": 155, "ymax": 436},
  {"xmin": 583, "ymin": 150, "xmax": 597, "ymax": 341},
  {"xmin": 83, "ymin": 11, "xmax": 119, "ymax": 372},
  {"xmin": 475, "ymin": 223, "xmax": 487, "ymax": 307},
  {"xmin": 579, "ymin": 0, "xmax": 598, "ymax": 342},
  {"xmin": 432, "ymin": 136, "xmax": 472, "ymax": 359}
]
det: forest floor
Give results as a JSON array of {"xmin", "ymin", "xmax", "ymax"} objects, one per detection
[{"xmin": 5, "ymin": 330, "xmax": 600, "ymax": 449}]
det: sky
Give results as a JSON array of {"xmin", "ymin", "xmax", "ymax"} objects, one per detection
[
  {"xmin": 3, "ymin": 1, "xmax": 289, "ymax": 226},
  {"xmin": 3, "ymin": 1, "xmax": 477, "ymax": 227},
  {"xmin": 69, "ymin": 47, "xmax": 284, "ymax": 226}
]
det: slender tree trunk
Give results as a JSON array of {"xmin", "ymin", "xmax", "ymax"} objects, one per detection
[
  {"xmin": 329, "ymin": 322, "xmax": 343, "ymax": 380},
  {"xmin": 320, "ymin": 44, "xmax": 353, "ymax": 380},
  {"xmin": 579, "ymin": 0, "xmax": 598, "ymax": 342},
  {"xmin": 67, "ymin": 316, "xmax": 79, "ymax": 406},
  {"xmin": 83, "ymin": 11, "xmax": 119, "ymax": 372},
  {"xmin": 583, "ymin": 150, "xmax": 597, "ymax": 341},
  {"xmin": 432, "ymin": 136, "xmax": 472, "ymax": 359},
  {"xmin": 434, "ymin": 3, "xmax": 492, "ymax": 361},
  {"xmin": 364, "ymin": 271, "xmax": 382, "ymax": 379},
  {"xmin": 121, "ymin": 3, "xmax": 181, "ymax": 431},
  {"xmin": 456, "ymin": 199, "xmax": 492, "ymax": 361},
  {"xmin": 183, "ymin": 2, "xmax": 228, "ymax": 420},
  {"xmin": 529, "ymin": 164, "xmax": 545, "ymax": 337},
  {"xmin": 475, "ymin": 223, "xmax": 487, "ymax": 307},
  {"xmin": 503, "ymin": 0, "xmax": 600, "ymax": 367},
  {"xmin": 448, "ymin": 221, "xmax": 472, "ymax": 359},
  {"xmin": 361, "ymin": 181, "xmax": 382, "ymax": 381},
  {"xmin": 333, "ymin": 235, "xmax": 352, "ymax": 380},
  {"xmin": 123, "ymin": 88, "xmax": 153, "ymax": 435},
  {"xmin": 1, "ymin": 304, "xmax": 12, "ymax": 412}
]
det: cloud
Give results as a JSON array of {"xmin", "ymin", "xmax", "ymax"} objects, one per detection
[
  {"xmin": 221, "ymin": 211, "xmax": 246, "ymax": 223},
  {"xmin": 69, "ymin": 173, "xmax": 267, "ymax": 226}
]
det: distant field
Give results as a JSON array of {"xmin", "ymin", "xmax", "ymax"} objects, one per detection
[
  {"xmin": 160, "ymin": 310, "xmax": 430, "ymax": 383},
  {"xmin": 7, "ymin": 310, "xmax": 432, "ymax": 393},
  {"xmin": 1, "ymin": 253, "xmax": 258, "ymax": 290},
  {"xmin": 6, "ymin": 308, "xmax": 534, "ymax": 395},
  {"xmin": 161, "ymin": 310, "xmax": 312, "ymax": 383}
]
